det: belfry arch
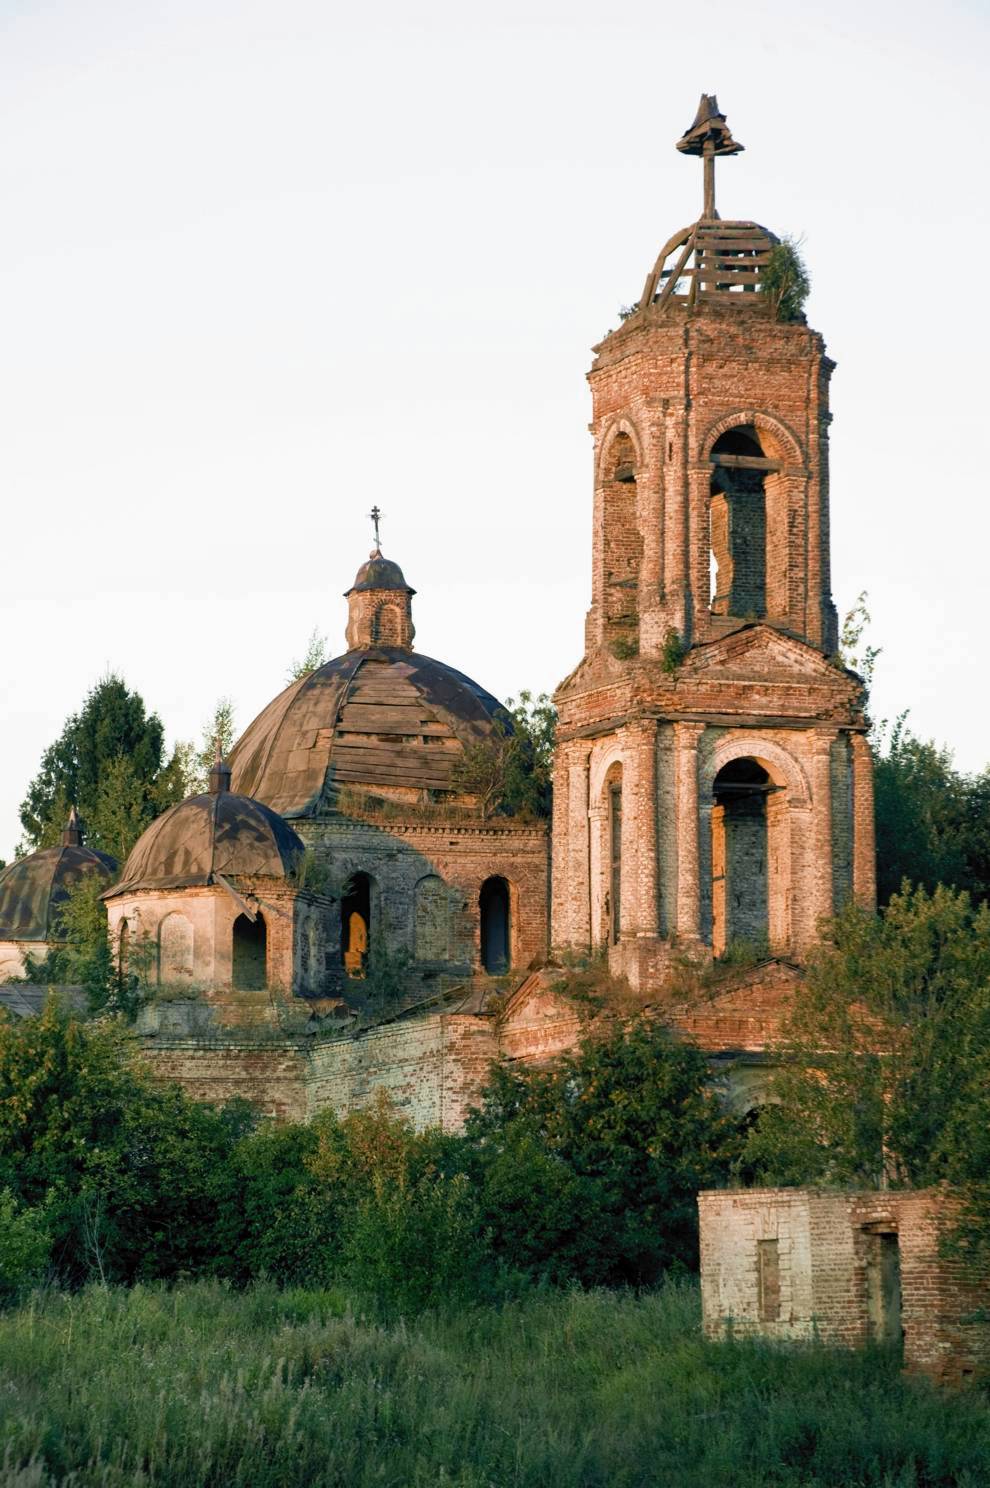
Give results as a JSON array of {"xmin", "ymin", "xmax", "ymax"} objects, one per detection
[
  {"xmin": 599, "ymin": 427, "xmax": 643, "ymax": 651},
  {"xmin": 701, "ymin": 737, "xmax": 808, "ymax": 958}
]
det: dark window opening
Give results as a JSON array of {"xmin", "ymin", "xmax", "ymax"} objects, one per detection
[
  {"xmin": 710, "ymin": 426, "xmax": 767, "ymax": 619},
  {"xmin": 480, "ymin": 876, "xmax": 510, "ymax": 974},
  {"xmin": 232, "ymin": 912, "xmax": 266, "ymax": 991},
  {"xmin": 864, "ymin": 1230, "xmax": 904, "ymax": 1352},
  {"xmin": 712, "ymin": 758, "xmax": 771, "ymax": 955},
  {"xmin": 609, "ymin": 781, "xmax": 622, "ymax": 944},
  {"xmin": 342, "ymin": 872, "xmax": 371, "ymax": 978}
]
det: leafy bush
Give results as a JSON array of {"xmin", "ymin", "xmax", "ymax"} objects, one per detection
[
  {"xmin": 466, "ymin": 1019, "xmax": 740, "ymax": 1285},
  {"xmin": 0, "ymin": 1187, "xmax": 51, "ymax": 1301},
  {"xmin": 762, "ymin": 236, "xmax": 810, "ymax": 322}
]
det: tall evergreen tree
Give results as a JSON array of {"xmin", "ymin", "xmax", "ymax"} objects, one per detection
[{"xmin": 19, "ymin": 674, "xmax": 185, "ymax": 859}]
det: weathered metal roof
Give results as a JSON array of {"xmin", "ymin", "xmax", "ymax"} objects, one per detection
[
  {"xmin": 106, "ymin": 791, "xmax": 304, "ymax": 897},
  {"xmin": 229, "ymin": 647, "xmax": 506, "ymax": 817},
  {"xmin": 346, "ymin": 549, "xmax": 415, "ymax": 595},
  {"xmin": 0, "ymin": 843, "xmax": 117, "ymax": 942}
]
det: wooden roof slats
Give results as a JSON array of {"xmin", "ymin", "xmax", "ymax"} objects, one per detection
[{"xmin": 634, "ymin": 214, "xmax": 779, "ymax": 316}]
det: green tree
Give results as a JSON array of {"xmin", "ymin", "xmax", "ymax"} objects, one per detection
[
  {"xmin": 288, "ymin": 627, "xmax": 328, "ymax": 682},
  {"xmin": 174, "ymin": 697, "xmax": 237, "ymax": 796},
  {"xmin": 19, "ymin": 675, "xmax": 186, "ymax": 858},
  {"xmin": 0, "ymin": 1006, "xmax": 247, "ymax": 1284},
  {"xmin": 762, "ymin": 235, "xmax": 810, "ymax": 322},
  {"xmin": 452, "ymin": 691, "xmax": 556, "ymax": 819},
  {"xmin": 742, "ymin": 887, "xmax": 990, "ymax": 1253},
  {"xmin": 466, "ymin": 1019, "xmax": 738, "ymax": 1284}
]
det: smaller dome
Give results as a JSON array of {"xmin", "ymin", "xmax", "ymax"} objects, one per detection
[
  {"xmin": 108, "ymin": 789, "xmax": 304, "ymax": 897},
  {"xmin": 346, "ymin": 548, "xmax": 415, "ymax": 595},
  {"xmin": 0, "ymin": 830, "xmax": 116, "ymax": 943}
]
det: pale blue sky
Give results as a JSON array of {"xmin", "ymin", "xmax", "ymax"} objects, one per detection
[{"xmin": 1, "ymin": 0, "xmax": 987, "ymax": 859}]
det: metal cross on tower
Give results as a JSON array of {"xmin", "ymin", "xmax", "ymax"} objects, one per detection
[
  {"xmin": 676, "ymin": 94, "xmax": 744, "ymax": 220},
  {"xmin": 369, "ymin": 505, "xmax": 383, "ymax": 550}
]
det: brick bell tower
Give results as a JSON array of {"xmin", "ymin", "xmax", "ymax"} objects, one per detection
[{"xmin": 551, "ymin": 96, "xmax": 875, "ymax": 990}]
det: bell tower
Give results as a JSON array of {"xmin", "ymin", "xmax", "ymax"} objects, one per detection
[{"xmin": 552, "ymin": 97, "xmax": 875, "ymax": 990}]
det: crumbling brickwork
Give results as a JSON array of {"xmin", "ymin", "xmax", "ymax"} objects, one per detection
[{"xmin": 699, "ymin": 1188, "xmax": 990, "ymax": 1387}]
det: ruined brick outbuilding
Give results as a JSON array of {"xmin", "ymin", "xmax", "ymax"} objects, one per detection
[
  {"xmin": 699, "ymin": 1188, "xmax": 990, "ymax": 1386},
  {"xmin": 4, "ymin": 97, "xmax": 876, "ymax": 1129}
]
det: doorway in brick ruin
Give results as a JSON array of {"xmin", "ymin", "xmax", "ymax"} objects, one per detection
[
  {"xmin": 863, "ymin": 1226, "xmax": 904, "ymax": 1353},
  {"xmin": 480, "ymin": 876, "xmax": 510, "ymax": 974},
  {"xmin": 232, "ymin": 912, "xmax": 266, "ymax": 991},
  {"xmin": 709, "ymin": 426, "xmax": 769, "ymax": 619},
  {"xmin": 712, "ymin": 758, "xmax": 774, "ymax": 956},
  {"xmin": 341, "ymin": 873, "xmax": 371, "ymax": 978}
]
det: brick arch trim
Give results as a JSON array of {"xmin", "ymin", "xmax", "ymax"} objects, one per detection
[
  {"xmin": 701, "ymin": 734, "xmax": 811, "ymax": 809},
  {"xmin": 698, "ymin": 409, "xmax": 805, "ymax": 468},
  {"xmin": 595, "ymin": 415, "xmax": 645, "ymax": 483},
  {"xmin": 589, "ymin": 741, "xmax": 626, "ymax": 802}
]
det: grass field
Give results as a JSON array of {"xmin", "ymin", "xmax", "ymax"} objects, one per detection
[{"xmin": 0, "ymin": 1280, "xmax": 987, "ymax": 1487}]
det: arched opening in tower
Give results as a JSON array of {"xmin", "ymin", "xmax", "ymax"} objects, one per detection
[
  {"xmin": 606, "ymin": 766, "xmax": 623, "ymax": 944},
  {"xmin": 341, "ymin": 872, "xmax": 372, "ymax": 977},
  {"xmin": 709, "ymin": 426, "xmax": 767, "ymax": 619},
  {"xmin": 602, "ymin": 432, "xmax": 642, "ymax": 652},
  {"xmin": 232, "ymin": 912, "xmax": 267, "ymax": 991},
  {"xmin": 479, "ymin": 876, "xmax": 510, "ymax": 974},
  {"xmin": 711, "ymin": 758, "xmax": 772, "ymax": 955}
]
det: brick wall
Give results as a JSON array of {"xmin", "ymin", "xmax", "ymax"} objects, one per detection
[{"xmin": 699, "ymin": 1188, "xmax": 990, "ymax": 1386}]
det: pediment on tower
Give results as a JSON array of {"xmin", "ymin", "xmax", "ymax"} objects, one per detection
[
  {"xmin": 673, "ymin": 625, "xmax": 863, "ymax": 721},
  {"xmin": 663, "ymin": 957, "xmax": 803, "ymax": 1055}
]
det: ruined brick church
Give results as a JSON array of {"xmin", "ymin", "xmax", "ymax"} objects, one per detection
[{"xmin": 0, "ymin": 97, "xmax": 875, "ymax": 1127}]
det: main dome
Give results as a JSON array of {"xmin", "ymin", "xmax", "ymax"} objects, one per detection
[
  {"xmin": 229, "ymin": 648, "xmax": 507, "ymax": 817},
  {"xmin": 108, "ymin": 787, "xmax": 304, "ymax": 896},
  {"xmin": 0, "ymin": 828, "xmax": 116, "ymax": 942}
]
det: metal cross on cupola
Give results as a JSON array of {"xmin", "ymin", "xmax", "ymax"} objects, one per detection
[
  {"xmin": 676, "ymin": 94, "xmax": 744, "ymax": 221},
  {"xmin": 369, "ymin": 505, "xmax": 383, "ymax": 551}
]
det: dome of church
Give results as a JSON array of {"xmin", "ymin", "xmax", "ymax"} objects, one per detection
[
  {"xmin": 0, "ymin": 810, "xmax": 116, "ymax": 942},
  {"xmin": 347, "ymin": 549, "xmax": 414, "ymax": 595},
  {"xmin": 229, "ymin": 648, "xmax": 507, "ymax": 818},
  {"xmin": 108, "ymin": 758, "xmax": 304, "ymax": 896}
]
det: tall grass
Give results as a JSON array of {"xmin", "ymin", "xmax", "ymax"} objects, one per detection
[{"xmin": 0, "ymin": 1281, "xmax": 986, "ymax": 1487}]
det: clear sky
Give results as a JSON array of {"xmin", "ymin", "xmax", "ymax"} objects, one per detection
[{"xmin": 1, "ymin": 0, "xmax": 987, "ymax": 861}]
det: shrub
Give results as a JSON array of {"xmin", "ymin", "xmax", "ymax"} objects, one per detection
[{"xmin": 0, "ymin": 1188, "xmax": 51, "ymax": 1301}]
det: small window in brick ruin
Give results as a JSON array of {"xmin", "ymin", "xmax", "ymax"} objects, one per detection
[
  {"xmin": 341, "ymin": 872, "xmax": 372, "ymax": 977},
  {"xmin": 158, "ymin": 911, "xmax": 194, "ymax": 985},
  {"xmin": 712, "ymin": 758, "xmax": 770, "ymax": 955},
  {"xmin": 415, "ymin": 875, "xmax": 449, "ymax": 961},
  {"xmin": 709, "ymin": 426, "xmax": 768, "ymax": 619},
  {"xmin": 757, "ymin": 1239, "xmax": 781, "ymax": 1322},
  {"xmin": 480, "ymin": 876, "xmax": 510, "ymax": 974},
  {"xmin": 609, "ymin": 776, "xmax": 623, "ymax": 944},
  {"xmin": 373, "ymin": 604, "xmax": 401, "ymax": 646},
  {"xmin": 232, "ymin": 912, "xmax": 266, "ymax": 991}
]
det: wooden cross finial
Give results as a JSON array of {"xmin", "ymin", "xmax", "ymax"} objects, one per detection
[
  {"xmin": 369, "ymin": 505, "xmax": 383, "ymax": 550},
  {"xmin": 676, "ymin": 94, "xmax": 744, "ymax": 220}
]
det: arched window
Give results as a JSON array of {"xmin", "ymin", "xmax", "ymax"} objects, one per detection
[
  {"xmin": 709, "ymin": 426, "xmax": 769, "ymax": 619},
  {"xmin": 602, "ymin": 431, "xmax": 642, "ymax": 652},
  {"xmin": 415, "ymin": 874, "xmax": 449, "ymax": 961},
  {"xmin": 341, "ymin": 872, "xmax": 372, "ymax": 977},
  {"xmin": 232, "ymin": 912, "xmax": 266, "ymax": 991},
  {"xmin": 603, "ymin": 762, "xmax": 623, "ymax": 945},
  {"xmin": 479, "ymin": 876, "xmax": 510, "ymax": 974},
  {"xmin": 118, "ymin": 919, "xmax": 130, "ymax": 978},
  {"xmin": 373, "ymin": 604, "xmax": 401, "ymax": 646},
  {"xmin": 711, "ymin": 758, "xmax": 772, "ymax": 954},
  {"xmin": 158, "ymin": 912, "xmax": 194, "ymax": 985}
]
